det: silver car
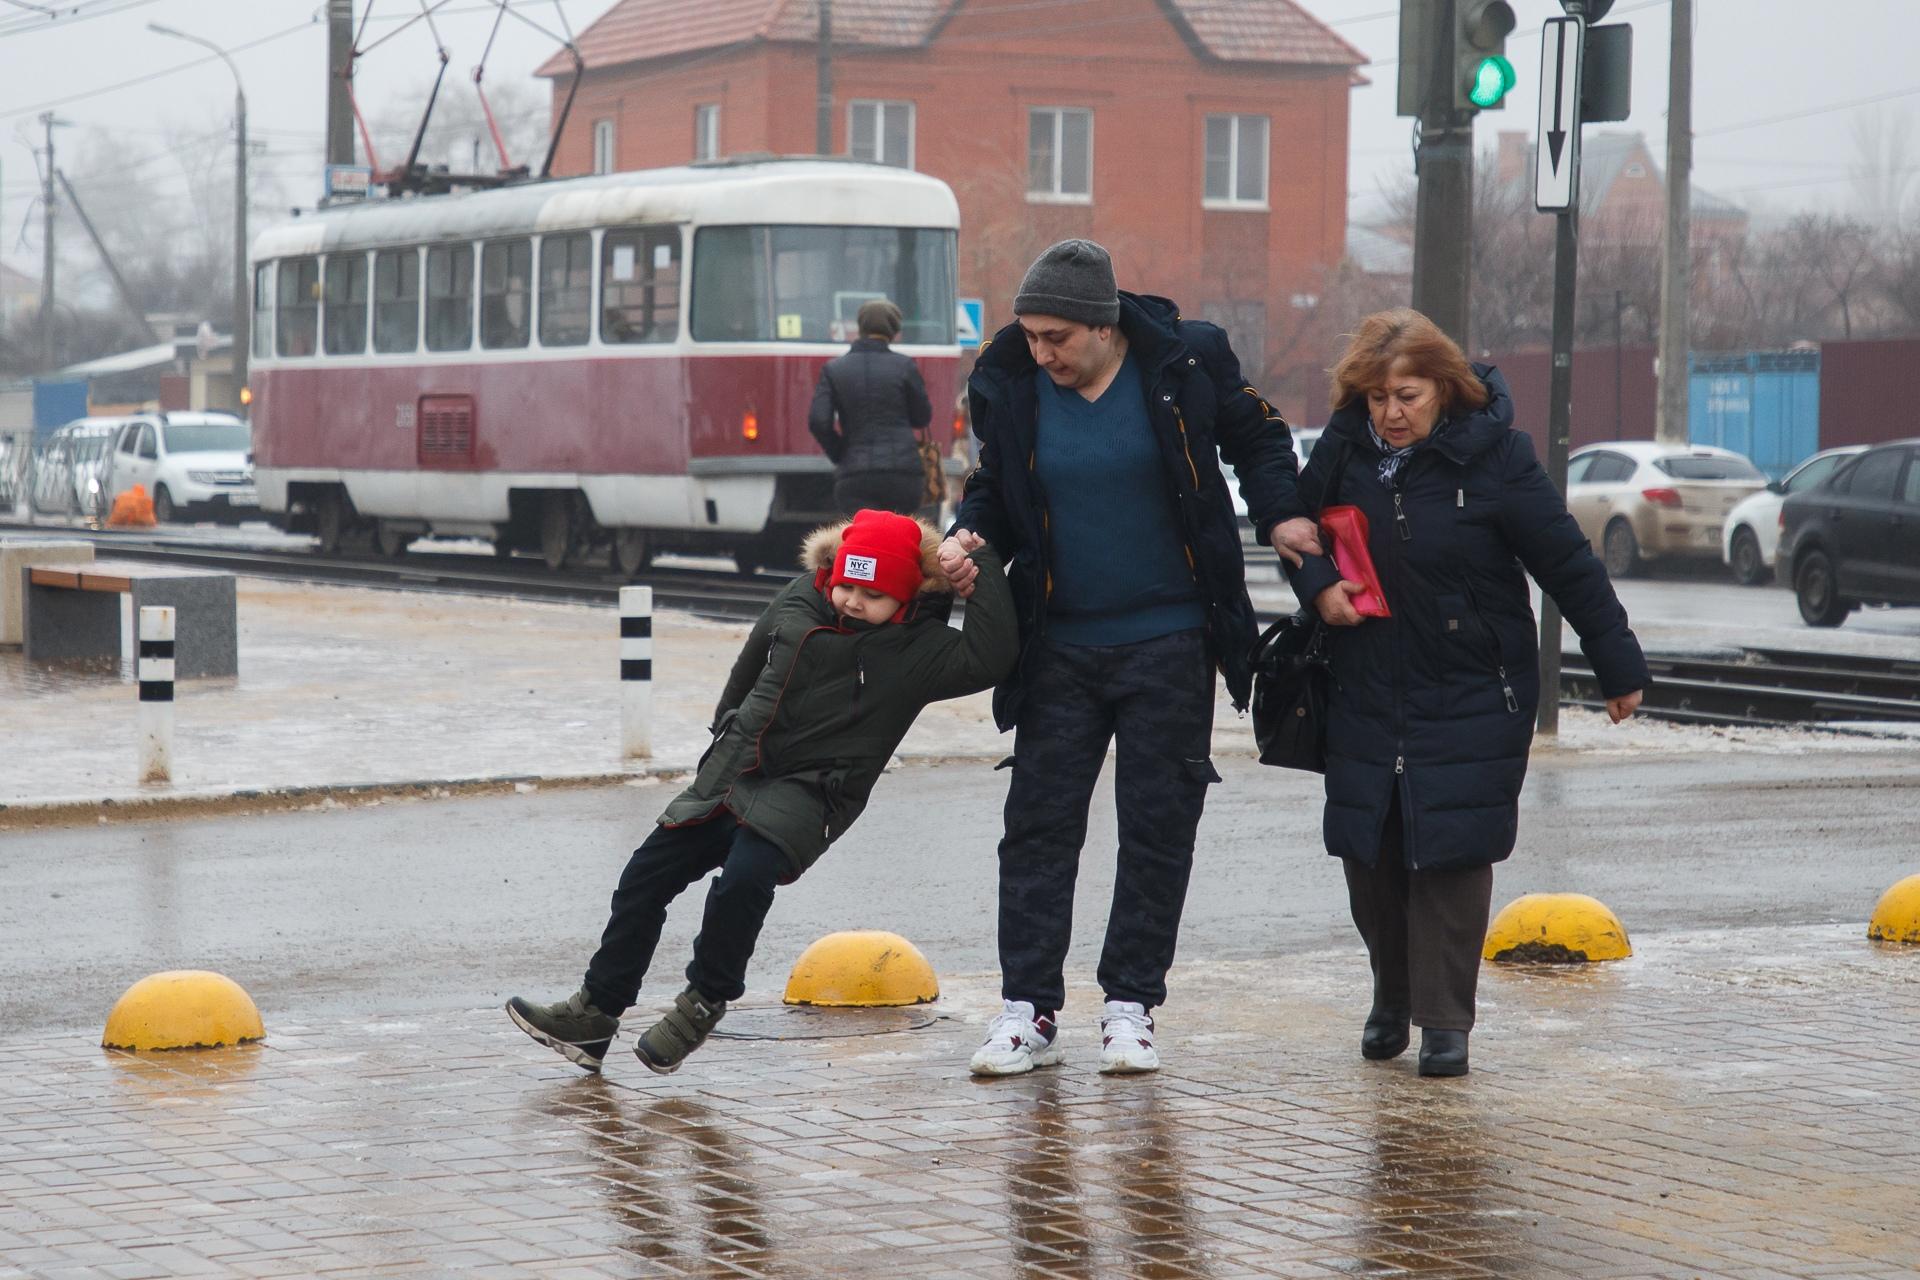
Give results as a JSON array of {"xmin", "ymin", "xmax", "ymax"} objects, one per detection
[
  {"xmin": 28, "ymin": 421, "xmax": 118, "ymax": 523},
  {"xmin": 1567, "ymin": 441, "xmax": 1768, "ymax": 577}
]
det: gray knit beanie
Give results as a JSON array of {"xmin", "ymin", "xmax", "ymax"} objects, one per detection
[{"xmin": 1013, "ymin": 239, "xmax": 1120, "ymax": 328}]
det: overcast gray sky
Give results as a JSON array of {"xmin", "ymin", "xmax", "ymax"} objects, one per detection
[{"xmin": 3, "ymin": 0, "xmax": 1917, "ymax": 283}]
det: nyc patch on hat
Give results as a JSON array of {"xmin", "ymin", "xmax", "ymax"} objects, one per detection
[{"xmin": 843, "ymin": 554, "xmax": 878, "ymax": 582}]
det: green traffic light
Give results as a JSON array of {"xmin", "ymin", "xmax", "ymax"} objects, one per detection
[{"xmin": 1467, "ymin": 54, "xmax": 1517, "ymax": 108}]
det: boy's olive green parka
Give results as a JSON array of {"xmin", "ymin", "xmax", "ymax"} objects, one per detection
[{"xmin": 658, "ymin": 517, "xmax": 1017, "ymax": 875}]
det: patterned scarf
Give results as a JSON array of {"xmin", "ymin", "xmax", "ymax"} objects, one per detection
[{"xmin": 1366, "ymin": 419, "xmax": 1424, "ymax": 487}]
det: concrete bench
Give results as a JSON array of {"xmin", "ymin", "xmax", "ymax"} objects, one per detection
[
  {"xmin": 1, "ymin": 539, "xmax": 95, "ymax": 646},
  {"xmin": 22, "ymin": 559, "xmax": 238, "ymax": 679}
]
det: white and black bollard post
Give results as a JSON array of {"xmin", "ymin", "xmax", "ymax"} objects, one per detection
[
  {"xmin": 620, "ymin": 586, "xmax": 652, "ymax": 759},
  {"xmin": 137, "ymin": 605, "xmax": 175, "ymax": 784}
]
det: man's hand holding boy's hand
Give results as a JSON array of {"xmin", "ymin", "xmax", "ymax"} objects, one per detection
[{"xmin": 938, "ymin": 529, "xmax": 986, "ymax": 598}]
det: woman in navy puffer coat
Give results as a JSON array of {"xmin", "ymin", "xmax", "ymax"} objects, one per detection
[{"xmin": 1284, "ymin": 309, "xmax": 1648, "ymax": 1079}]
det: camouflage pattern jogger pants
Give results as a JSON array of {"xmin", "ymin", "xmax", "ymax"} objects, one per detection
[{"xmin": 997, "ymin": 628, "xmax": 1220, "ymax": 1013}]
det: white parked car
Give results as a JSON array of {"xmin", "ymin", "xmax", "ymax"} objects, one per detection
[
  {"xmin": 1720, "ymin": 445, "xmax": 1867, "ymax": 586},
  {"xmin": 1230, "ymin": 425, "xmax": 1324, "ymax": 520},
  {"xmin": 102, "ymin": 412, "xmax": 256, "ymax": 524}
]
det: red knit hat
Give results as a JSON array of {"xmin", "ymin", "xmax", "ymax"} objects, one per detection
[{"xmin": 828, "ymin": 509, "xmax": 925, "ymax": 609}]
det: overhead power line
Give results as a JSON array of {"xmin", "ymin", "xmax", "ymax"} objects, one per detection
[{"xmin": 0, "ymin": 18, "xmax": 317, "ymax": 122}]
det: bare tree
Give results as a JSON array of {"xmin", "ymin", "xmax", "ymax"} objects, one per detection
[{"xmin": 370, "ymin": 77, "xmax": 553, "ymax": 177}]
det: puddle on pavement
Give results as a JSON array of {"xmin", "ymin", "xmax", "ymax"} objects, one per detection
[
  {"xmin": 0, "ymin": 647, "xmax": 128, "ymax": 695},
  {"xmin": 708, "ymin": 1004, "xmax": 939, "ymax": 1040}
]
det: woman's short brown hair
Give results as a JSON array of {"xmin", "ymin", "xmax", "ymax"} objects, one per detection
[{"xmin": 1328, "ymin": 308, "xmax": 1490, "ymax": 415}]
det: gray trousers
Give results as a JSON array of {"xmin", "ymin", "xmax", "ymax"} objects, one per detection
[{"xmin": 1341, "ymin": 794, "xmax": 1494, "ymax": 1031}]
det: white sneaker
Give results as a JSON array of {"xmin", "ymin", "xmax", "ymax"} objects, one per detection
[
  {"xmin": 968, "ymin": 999, "xmax": 1064, "ymax": 1076},
  {"xmin": 1098, "ymin": 1000, "xmax": 1159, "ymax": 1074}
]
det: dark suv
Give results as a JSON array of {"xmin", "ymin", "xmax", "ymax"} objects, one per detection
[{"xmin": 1778, "ymin": 439, "xmax": 1920, "ymax": 626}]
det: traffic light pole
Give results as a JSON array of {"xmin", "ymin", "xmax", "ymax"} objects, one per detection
[{"xmin": 1410, "ymin": 0, "xmax": 1474, "ymax": 350}]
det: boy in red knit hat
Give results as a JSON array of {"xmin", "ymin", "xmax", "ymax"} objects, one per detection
[{"xmin": 508, "ymin": 510, "xmax": 1016, "ymax": 1075}]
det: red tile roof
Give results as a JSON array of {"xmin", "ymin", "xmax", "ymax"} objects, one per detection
[
  {"xmin": 1163, "ymin": 0, "xmax": 1364, "ymax": 68},
  {"xmin": 541, "ymin": 0, "xmax": 1362, "ymax": 76}
]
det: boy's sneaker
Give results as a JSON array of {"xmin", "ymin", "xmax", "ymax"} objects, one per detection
[
  {"xmin": 968, "ymin": 1000, "xmax": 1064, "ymax": 1076},
  {"xmin": 634, "ymin": 986, "xmax": 727, "ymax": 1075},
  {"xmin": 1098, "ymin": 1000, "xmax": 1159, "ymax": 1074},
  {"xmin": 506, "ymin": 989, "xmax": 620, "ymax": 1073}
]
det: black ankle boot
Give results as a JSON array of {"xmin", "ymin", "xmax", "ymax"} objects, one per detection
[
  {"xmin": 1418, "ymin": 1027, "xmax": 1469, "ymax": 1077},
  {"xmin": 1360, "ymin": 1007, "xmax": 1410, "ymax": 1060}
]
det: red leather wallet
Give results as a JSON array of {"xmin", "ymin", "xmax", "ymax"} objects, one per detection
[{"xmin": 1319, "ymin": 505, "xmax": 1391, "ymax": 618}]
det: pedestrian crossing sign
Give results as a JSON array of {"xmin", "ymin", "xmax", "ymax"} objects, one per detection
[{"xmin": 957, "ymin": 299, "xmax": 985, "ymax": 348}]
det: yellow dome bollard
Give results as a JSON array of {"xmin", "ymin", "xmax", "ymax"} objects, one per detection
[
  {"xmin": 783, "ymin": 930, "xmax": 939, "ymax": 1007},
  {"xmin": 1483, "ymin": 893, "xmax": 1632, "ymax": 964},
  {"xmin": 1868, "ymin": 874, "xmax": 1920, "ymax": 945},
  {"xmin": 102, "ymin": 970, "xmax": 264, "ymax": 1051}
]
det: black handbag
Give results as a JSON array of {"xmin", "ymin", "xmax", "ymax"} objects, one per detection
[
  {"xmin": 1249, "ymin": 437, "xmax": 1354, "ymax": 773},
  {"xmin": 1249, "ymin": 612, "xmax": 1333, "ymax": 772}
]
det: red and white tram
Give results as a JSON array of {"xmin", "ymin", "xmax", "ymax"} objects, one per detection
[{"xmin": 247, "ymin": 159, "xmax": 960, "ymax": 572}]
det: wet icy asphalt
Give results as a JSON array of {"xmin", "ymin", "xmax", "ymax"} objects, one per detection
[{"xmin": 2, "ymin": 746, "xmax": 1913, "ymax": 1036}]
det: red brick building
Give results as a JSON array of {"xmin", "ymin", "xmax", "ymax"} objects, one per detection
[{"xmin": 537, "ymin": 0, "xmax": 1363, "ymax": 417}]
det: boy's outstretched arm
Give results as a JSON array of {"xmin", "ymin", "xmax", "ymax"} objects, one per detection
[{"xmin": 917, "ymin": 546, "xmax": 1019, "ymax": 703}]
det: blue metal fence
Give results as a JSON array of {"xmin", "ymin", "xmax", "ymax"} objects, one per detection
[{"xmin": 1688, "ymin": 351, "xmax": 1820, "ymax": 480}]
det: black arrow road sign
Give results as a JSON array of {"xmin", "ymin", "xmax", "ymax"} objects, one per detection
[{"xmin": 1535, "ymin": 17, "xmax": 1584, "ymax": 212}]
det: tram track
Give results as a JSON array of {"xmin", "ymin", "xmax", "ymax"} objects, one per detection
[
  {"xmin": 0, "ymin": 522, "xmax": 782, "ymax": 620},
  {"xmin": 11, "ymin": 520, "xmax": 1918, "ymax": 731}
]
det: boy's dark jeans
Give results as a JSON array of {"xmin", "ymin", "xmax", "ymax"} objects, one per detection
[
  {"xmin": 583, "ymin": 815, "xmax": 788, "ymax": 1014},
  {"xmin": 997, "ymin": 629, "xmax": 1218, "ymax": 1014}
]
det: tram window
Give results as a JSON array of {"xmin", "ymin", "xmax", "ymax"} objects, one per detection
[
  {"xmin": 275, "ymin": 256, "xmax": 319, "ymax": 357},
  {"xmin": 601, "ymin": 227, "xmax": 681, "ymax": 344},
  {"xmin": 426, "ymin": 244, "xmax": 474, "ymax": 351},
  {"xmin": 373, "ymin": 248, "xmax": 421, "ymax": 354},
  {"xmin": 481, "ymin": 238, "xmax": 533, "ymax": 349},
  {"xmin": 323, "ymin": 253, "xmax": 370, "ymax": 355},
  {"xmin": 252, "ymin": 264, "xmax": 273, "ymax": 359},
  {"xmin": 538, "ymin": 232, "xmax": 592, "ymax": 347},
  {"xmin": 691, "ymin": 225, "xmax": 955, "ymax": 345}
]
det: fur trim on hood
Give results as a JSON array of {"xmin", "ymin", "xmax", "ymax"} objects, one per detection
[{"xmin": 799, "ymin": 516, "xmax": 951, "ymax": 598}]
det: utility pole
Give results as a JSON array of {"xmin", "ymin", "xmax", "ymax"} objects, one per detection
[
  {"xmin": 151, "ymin": 22, "xmax": 248, "ymax": 399},
  {"xmin": 234, "ymin": 82, "xmax": 248, "ymax": 394},
  {"xmin": 327, "ymin": 0, "xmax": 356, "ymax": 167},
  {"xmin": 38, "ymin": 112, "xmax": 57, "ymax": 371},
  {"xmin": 1655, "ymin": 0, "xmax": 1693, "ymax": 445},
  {"xmin": 815, "ymin": 0, "xmax": 834, "ymax": 155},
  {"xmin": 1410, "ymin": 0, "xmax": 1474, "ymax": 348}
]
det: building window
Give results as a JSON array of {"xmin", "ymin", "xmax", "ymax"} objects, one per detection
[
  {"xmin": 372, "ymin": 248, "xmax": 421, "ymax": 354},
  {"xmin": 849, "ymin": 100, "xmax": 913, "ymax": 169},
  {"xmin": 480, "ymin": 238, "xmax": 533, "ymax": 349},
  {"xmin": 322, "ymin": 252, "xmax": 369, "ymax": 355},
  {"xmin": 1203, "ymin": 113, "xmax": 1269, "ymax": 208},
  {"xmin": 592, "ymin": 119, "xmax": 616, "ymax": 175},
  {"xmin": 537, "ymin": 232, "xmax": 593, "ymax": 347},
  {"xmin": 694, "ymin": 104, "xmax": 720, "ymax": 162},
  {"xmin": 602, "ymin": 226, "xmax": 682, "ymax": 344},
  {"xmin": 1027, "ymin": 107, "xmax": 1092, "ymax": 201},
  {"xmin": 425, "ymin": 244, "xmax": 474, "ymax": 352}
]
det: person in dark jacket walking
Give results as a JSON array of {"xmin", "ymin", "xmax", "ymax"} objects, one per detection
[
  {"xmin": 938, "ymin": 238, "xmax": 1324, "ymax": 1076},
  {"xmin": 507, "ymin": 509, "xmax": 1017, "ymax": 1077},
  {"xmin": 1285, "ymin": 309, "xmax": 1648, "ymax": 1079},
  {"xmin": 809, "ymin": 299, "xmax": 935, "ymax": 516}
]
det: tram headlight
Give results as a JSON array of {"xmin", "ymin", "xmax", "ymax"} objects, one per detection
[{"xmin": 742, "ymin": 410, "xmax": 759, "ymax": 442}]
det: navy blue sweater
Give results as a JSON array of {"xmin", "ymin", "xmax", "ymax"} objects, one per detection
[{"xmin": 1032, "ymin": 355, "xmax": 1205, "ymax": 645}]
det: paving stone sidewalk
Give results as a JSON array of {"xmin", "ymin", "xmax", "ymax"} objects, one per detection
[{"xmin": 2, "ymin": 925, "xmax": 1914, "ymax": 1279}]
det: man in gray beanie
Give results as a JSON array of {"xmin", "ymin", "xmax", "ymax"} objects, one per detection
[{"xmin": 938, "ymin": 238, "xmax": 1321, "ymax": 1077}]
